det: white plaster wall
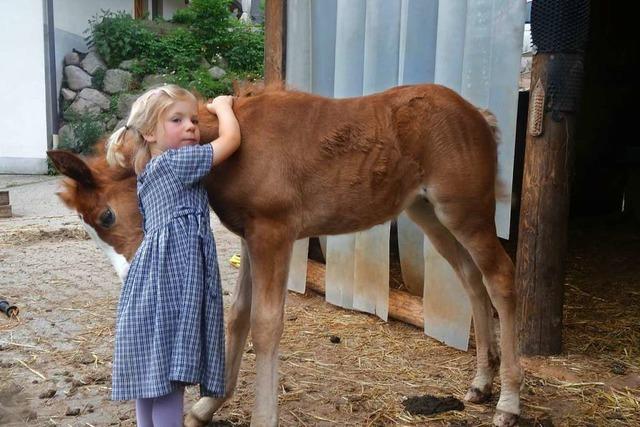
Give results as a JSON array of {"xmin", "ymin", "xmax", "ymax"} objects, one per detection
[
  {"xmin": 0, "ymin": 1, "xmax": 48, "ymax": 173},
  {"xmin": 54, "ymin": 0, "xmax": 133, "ymax": 36},
  {"xmin": 162, "ymin": 0, "xmax": 188, "ymax": 20}
]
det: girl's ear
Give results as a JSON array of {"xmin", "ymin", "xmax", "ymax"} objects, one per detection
[{"xmin": 143, "ymin": 131, "xmax": 157, "ymax": 143}]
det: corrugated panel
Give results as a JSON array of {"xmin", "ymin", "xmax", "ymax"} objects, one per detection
[
  {"xmin": 325, "ymin": 0, "xmax": 365, "ymax": 310},
  {"xmin": 285, "ymin": 0, "xmax": 525, "ymax": 350},
  {"xmin": 285, "ymin": 0, "xmax": 312, "ymax": 294}
]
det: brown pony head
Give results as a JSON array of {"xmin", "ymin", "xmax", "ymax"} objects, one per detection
[{"xmin": 48, "ymin": 143, "xmax": 142, "ymax": 276}]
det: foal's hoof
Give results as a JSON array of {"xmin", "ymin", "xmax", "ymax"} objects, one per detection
[
  {"xmin": 464, "ymin": 386, "xmax": 492, "ymax": 404},
  {"xmin": 492, "ymin": 409, "xmax": 519, "ymax": 427},
  {"xmin": 184, "ymin": 412, "xmax": 208, "ymax": 427}
]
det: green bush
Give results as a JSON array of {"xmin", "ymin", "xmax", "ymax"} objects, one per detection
[
  {"xmin": 86, "ymin": 10, "xmax": 155, "ymax": 67},
  {"xmin": 92, "ymin": 68, "xmax": 106, "ymax": 89},
  {"xmin": 74, "ymin": 4, "xmax": 262, "ymax": 141},
  {"xmin": 188, "ymin": 0, "xmax": 234, "ymax": 62},
  {"xmin": 225, "ymin": 21, "xmax": 264, "ymax": 74},
  {"xmin": 59, "ymin": 114, "xmax": 105, "ymax": 156},
  {"xmin": 171, "ymin": 7, "xmax": 197, "ymax": 25},
  {"xmin": 142, "ymin": 28, "xmax": 203, "ymax": 74},
  {"xmin": 169, "ymin": 68, "xmax": 233, "ymax": 99}
]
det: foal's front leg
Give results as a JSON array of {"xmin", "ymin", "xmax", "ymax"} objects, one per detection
[
  {"xmin": 246, "ymin": 222, "xmax": 294, "ymax": 427},
  {"xmin": 186, "ymin": 240, "xmax": 253, "ymax": 426}
]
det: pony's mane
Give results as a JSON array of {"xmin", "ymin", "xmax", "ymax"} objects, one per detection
[{"xmin": 232, "ymin": 79, "xmax": 289, "ymax": 98}]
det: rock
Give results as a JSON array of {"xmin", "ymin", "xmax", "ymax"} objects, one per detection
[
  {"xmin": 118, "ymin": 59, "xmax": 138, "ymax": 70},
  {"xmin": 58, "ymin": 125, "xmax": 76, "ymax": 145},
  {"xmin": 61, "ymin": 88, "xmax": 76, "ymax": 101},
  {"xmin": 77, "ymin": 88, "xmax": 110, "ymax": 110},
  {"xmin": 67, "ymin": 97, "xmax": 101, "ymax": 117},
  {"xmin": 208, "ymin": 66, "xmax": 227, "ymax": 80},
  {"xmin": 610, "ymin": 362, "xmax": 627, "ymax": 375},
  {"xmin": 212, "ymin": 54, "xmax": 229, "ymax": 69},
  {"xmin": 64, "ymin": 52, "xmax": 81, "ymax": 66},
  {"xmin": 65, "ymin": 65, "xmax": 92, "ymax": 91},
  {"xmin": 65, "ymin": 407, "xmax": 81, "ymax": 416},
  {"xmin": 106, "ymin": 116, "xmax": 119, "ymax": 130},
  {"xmin": 141, "ymin": 74, "xmax": 168, "ymax": 89},
  {"xmin": 38, "ymin": 389, "xmax": 56, "ymax": 399},
  {"xmin": 200, "ymin": 57, "xmax": 211, "ymax": 69},
  {"xmin": 81, "ymin": 51, "xmax": 107, "ymax": 75},
  {"xmin": 116, "ymin": 93, "xmax": 139, "ymax": 119},
  {"xmin": 74, "ymin": 351, "xmax": 95, "ymax": 365},
  {"xmin": 103, "ymin": 69, "xmax": 132, "ymax": 94}
]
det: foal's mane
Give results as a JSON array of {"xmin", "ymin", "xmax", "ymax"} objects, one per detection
[{"xmin": 233, "ymin": 80, "xmax": 287, "ymax": 98}]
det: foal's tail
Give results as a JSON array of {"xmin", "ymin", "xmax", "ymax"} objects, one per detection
[
  {"xmin": 478, "ymin": 108, "xmax": 501, "ymax": 147},
  {"xmin": 478, "ymin": 108, "xmax": 509, "ymax": 203}
]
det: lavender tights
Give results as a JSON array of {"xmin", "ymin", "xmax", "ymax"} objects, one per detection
[{"xmin": 135, "ymin": 387, "xmax": 184, "ymax": 427}]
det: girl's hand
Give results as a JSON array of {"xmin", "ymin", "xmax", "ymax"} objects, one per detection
[{"xmin": 206, "ymin": 96, "xmax": 234, "ymax": 115}]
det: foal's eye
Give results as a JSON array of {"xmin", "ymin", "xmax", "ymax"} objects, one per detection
[{"xmin": 99, "ymin": 208, "xmax": 116, "ymax": 228}]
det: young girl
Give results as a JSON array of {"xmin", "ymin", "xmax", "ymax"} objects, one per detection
[{"xmin": 106, "ymin": 84, "xmax": 241, "ymax": 426}]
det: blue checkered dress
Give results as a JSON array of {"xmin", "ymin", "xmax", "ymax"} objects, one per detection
[{"xmin": 112, "ymin": 144, "xmax": 225, "ymax": 400}]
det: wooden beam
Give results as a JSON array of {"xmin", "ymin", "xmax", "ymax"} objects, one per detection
[
  {"xmin": 515, "ymin": 52, "xmax": 576, "ymax": 355},
  {"xmin": 264, "ymin": 0, "xmax": 286, "ymax": 85},
  {"xmin": 305, "ymin": 260, "xmax": 424, "ymax": 329}
]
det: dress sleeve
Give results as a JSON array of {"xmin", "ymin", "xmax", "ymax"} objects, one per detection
[{"xmin": 165, "ymin": 144, "xmax": 214, "ymax": 186}]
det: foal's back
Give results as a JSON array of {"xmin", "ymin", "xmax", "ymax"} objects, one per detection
[{"xmin": 204, "ymin": 84, "xmax": 498, "ymax": 239}]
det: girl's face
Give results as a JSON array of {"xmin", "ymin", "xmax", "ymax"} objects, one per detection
[{"xmin": 147, "ymin": 100, "xmax": 200, "ymax": 155}]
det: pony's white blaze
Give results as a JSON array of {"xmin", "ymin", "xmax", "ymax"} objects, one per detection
[{"xmin": 82, "ymin": 222, "xmax": 130, "ymax": 282}]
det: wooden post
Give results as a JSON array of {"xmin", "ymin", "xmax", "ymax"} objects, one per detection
[
  {"xmin": 264, "ymin": 0, "xmax": 286, "ymax": 85},
  {"xmin": 515, "ymin": 53, "xmax": 576, "ymax": 355},
  {"xmin": 0, "ymin": 190, "xmax": 12, "ymax": 218}
]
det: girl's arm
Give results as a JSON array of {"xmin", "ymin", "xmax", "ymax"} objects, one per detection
[{"xmin": 206, "ymin": 96, "xmax": 241, "ymax": 166}]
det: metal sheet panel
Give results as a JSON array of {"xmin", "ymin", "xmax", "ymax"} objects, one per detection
[
  {"xmin": 423, "ymin": 235, "xmax": 473, "ymax": 350},
  {"xmin": 353, "ymin": 223, "xmax": 390, "ymax": 320},
  {"xmin": 311, "ymin": 0, "xmax": 337, "ymax": 96},
  {"xmin": 287, "ymin": 238, "xmax": 310, "ymax": 294},
  {"xmin": 284, "ymin": 0, "xmax": 312, "ymax": 294},
  {"xmin": 324, "ymin": 0, "xmax": 367, "ymax": 309},
  {"xmin": 286, "ymin": 0, "xmax": 311, "ymax": 91},
  {"xmin": 396, "ymin": 0, "xmax": 438, "ymax": 299},
  {"xmin": 325, "ymin": 234, "xmax": 355, "ymax": 308}
]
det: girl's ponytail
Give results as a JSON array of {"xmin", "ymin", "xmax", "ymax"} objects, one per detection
[
  {"xmin": 106, "ymin": 126, "xmax": 129, "ymax": 168},
  {"xmin": 133, "ymin": 139, "xmax": 152, "ymax": 175}
]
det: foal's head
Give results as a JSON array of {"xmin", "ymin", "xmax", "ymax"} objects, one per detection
[{"xmin": 48, "ymin": 145, "xmax": 142, "ymax": 280}]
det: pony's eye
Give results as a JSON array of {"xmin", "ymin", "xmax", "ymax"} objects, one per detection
[{"xmin": 99, "ymin": 208, "xmax": 116, "ymax": 228}]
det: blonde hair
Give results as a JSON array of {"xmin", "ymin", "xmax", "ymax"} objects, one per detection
[{"xmin": 106, "ymin": 84, "xmax": 198, "ymax": 174}]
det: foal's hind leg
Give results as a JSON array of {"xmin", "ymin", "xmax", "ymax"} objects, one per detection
[
  {"xmin": 404, "ymin": 199, "xmax": 500, "ymax": 403},
  {"xmin": 432, "ymin": 199, "xmax": 522, "ymax": 427},
  {"xmin": 186, "ymin": 240, "xmax": 253, "ymax": 427}
]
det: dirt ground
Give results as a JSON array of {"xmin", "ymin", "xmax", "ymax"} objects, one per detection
[{"xmin": 1, "ymin": 177, "xmax": 639, "ymax": 426}]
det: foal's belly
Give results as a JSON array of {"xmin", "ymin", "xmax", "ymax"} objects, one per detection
[{"xmin": 297, "ymin": 177, "xmax": 423, "ymax": 238}]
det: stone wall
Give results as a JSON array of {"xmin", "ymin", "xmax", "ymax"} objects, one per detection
[{"xmin": 58, "ymin": 50, "xmax": 227, "ymax": 149}]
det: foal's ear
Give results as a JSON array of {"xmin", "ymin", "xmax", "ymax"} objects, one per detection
[{"xmin": 47, "ymin": 150, "xmax": 96, "ymax": 187}]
